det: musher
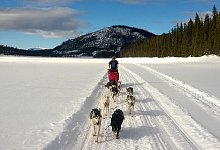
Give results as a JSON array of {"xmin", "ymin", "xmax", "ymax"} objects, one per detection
[
  {"xmin": 108, "ymin": 56, "xmax": 119, "ymax": 71},
  {"xmin": 108, "ymin": 56, "xmax": 119, "ymax": 82}
]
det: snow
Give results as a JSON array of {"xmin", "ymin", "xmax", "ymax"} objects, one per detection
[{"xmin": 0, "ymin": 55, "xmax": 220, "ymax": 150}]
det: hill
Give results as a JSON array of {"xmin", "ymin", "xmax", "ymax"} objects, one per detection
[
  {"xmin": 0, "ymin": 25, "xmax": 155, "ymax": 58},
  {"xmin": 52, "ymin": 25, "xmax": 155, "ymax": 58}
]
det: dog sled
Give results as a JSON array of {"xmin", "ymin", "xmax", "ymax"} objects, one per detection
[{"xmin": 108, "ymin": 69, "xmax": 119, "ymax": 82}]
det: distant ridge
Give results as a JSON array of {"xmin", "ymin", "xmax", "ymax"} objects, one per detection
[
  {"xmin": 53, "ymin": 25, "xmax": 155, "ymax": 57},
  {"xmin": 0, "ymin": 25, "xmax": 156, "ymax": 58}
]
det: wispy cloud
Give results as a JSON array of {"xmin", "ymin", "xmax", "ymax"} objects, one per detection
[
  {"xmin": 0, "ymin": 7, "xmax": 87, "ymax": 38},
  {"xmin": 116, "ymin": 0, "xmax": 171, "ymax": 4},
  {"xmin": 170, "ymin": 10, "xmax": 213, "ymax": 28},
  {"xmin": 191, "ymin": 0, "xmax": 215, "ymax": 3},
  {"xmin": 116, "ymin": 0, "xmax": 146, "ymax": 4},
  {"xmin": 183, "ymin": 11, "xmax": 212, "ymax": 19},
  {"xmin": 22, "ymin": 0, "xmax": 80, "ymax": 6}
]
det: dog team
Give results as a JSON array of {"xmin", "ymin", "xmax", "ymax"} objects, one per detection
[{"xmin": 89, "ymin": 80, "xmax": 135, "ymax": 142}]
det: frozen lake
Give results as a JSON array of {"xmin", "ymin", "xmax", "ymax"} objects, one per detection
[
  {"xmin": 0, "ymin": 57, "xmax": 107, "ymax": 149},
  {"xmin": 0, "ymin": 56, "xmax": 219, "ymax": 150}
]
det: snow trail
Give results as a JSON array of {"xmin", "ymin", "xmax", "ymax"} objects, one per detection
[
  {"xmin": 44, "ymin": 63, "xmax": 220, "ymax": 150},
  {"xmin": 1, "ymin": 56, "xmax": 220, "ymax": 150},
  {"xmin": 122, "ymin": 64, "xmax": 220, "ymax": 149},
  {"xmin": 44, "ymin": 73, "xmax": 108, "ymax": 150},
  {"xmin": 128, "ymin": 63, "xmax": 220, "ymax": 139},
  {"xmin": 136, "ymin": 63, "xmax": 220, "ymax": 117}
]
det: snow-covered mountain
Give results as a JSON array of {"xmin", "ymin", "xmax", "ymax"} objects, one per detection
[
  {"xmin": 53, "ymin": 25, "xmax": 155, "ymax": 57},
  {"xmin": 0, "ymin": 25, "xmax": 155, "ymax": 57}
]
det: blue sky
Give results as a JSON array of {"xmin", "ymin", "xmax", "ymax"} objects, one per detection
[{"xmin": 0, "ymin": 0, "xmax": 219, "ymax": 49}]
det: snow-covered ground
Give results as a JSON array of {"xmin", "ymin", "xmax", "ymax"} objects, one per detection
[{"xmin": 0, "ymin": 55, "xmax": 220, "ymax": 150}]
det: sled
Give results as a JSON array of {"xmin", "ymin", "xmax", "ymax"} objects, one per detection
[{"xmin": 108, "ymin": 69, "xmax": 119, "ymax": 82}]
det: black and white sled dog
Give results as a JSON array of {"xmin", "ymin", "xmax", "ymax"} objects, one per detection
[
  {"xmin": 126, "ymin": 87, "xmax": 133, "ymax": 96},
  {"xmin": 117, "ymin": 81, "xmax": 122, "ymax": 95},
  {"xmin": 127, "ymin": 95, "xmax": 135, "ymax": 116},
  {"xmin": 89, "ymin": 108, "xmax": 102, "ymax": 142},
  {"xmin": 111, "ymin": 84, "xmax": 119, "ymax": 102},
  {"xmin": 99, "ymin": 95, "xmax": 110, "ymax": 118},
  {"xmin": 105, "ymin": 81, "xmax": 119, "ymax": 102},
  {"xmin": 110, "ymin": 109, "xmax": 124, "ymax": 139},
  {"xmin": 105, "ymin": 81, "xmax": 115, "ymax": 95}
]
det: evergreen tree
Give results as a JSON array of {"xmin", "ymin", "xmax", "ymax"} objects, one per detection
[
  {"xmin": 121, "ymin": 5, "xmax": 220, "ymax": 57},
  {"xmin": 203, "ymin": 14, "xmax": 210, "ymax": 54}
]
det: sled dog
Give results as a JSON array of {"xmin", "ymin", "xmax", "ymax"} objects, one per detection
[
  {"xmin": 126, "ymin": 87, "xmax": 133, "ymax": 96},
  {"xmin": 89, "ymin": 108, "xmax": 102, "ymax": 142},
  {"xmin": 111, "ymin": 84, "xmax": 118, "ymax": 102},
  {"xmin": 105, "ymin": 81, "xmax": 117, "ymax": 96},
  {"xmin": 127, "ymin": 95, "xmax": 135, "ymax": 115},
  {"xmin": 111, "ymin": 109, "xmax": 124, "ymax": 139},
  {"xmin": 99, "ymin": 95, "xmax": 110, "ymax": 118},
  {"xmin": 117, "ymin": 81, "xmax": 122, "ymax": 95}
]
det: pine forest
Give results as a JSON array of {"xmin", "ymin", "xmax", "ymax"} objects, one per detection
[{"xmin": 121, "ymin": 5, "xmax": 220, "ymax": 57}]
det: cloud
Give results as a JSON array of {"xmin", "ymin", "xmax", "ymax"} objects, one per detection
[
  {"xmin": 191, "ymin": 0, "xmax": 215, "ymax": 3},
  {"xmin": 170, "ymin": 10, "xmax": 213, "ymax": 28},
  {"xmin": 0, "ymin": 7, "xmax": 87, "ymax": 38},
  {"xmin": 183, "ymin": 11, "xmax": 212, "ymax": 19},
  {"xmin": 119, "ymin": 0, "xmax": 216, "ymax": 5},
  {"xmin": 116, "ymin": 0, "xmax": 169, "ymax": 4},
  {"xmin": 116, "ymin": 0, "xmax": 146, "ymax": 4},
  {"xmin": 22, "ymin": 0, "xmax": 80, "ymax": 6}
]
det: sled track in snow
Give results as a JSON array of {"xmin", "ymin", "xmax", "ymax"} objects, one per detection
[
  {"xmin": 135, "ymin": 64, "xmax": 220, "ymax": 117},
  {"xmin": 44, "ymin": 73, "xmax": 108, "ymax": 150},
  {"xmin": 121, "ymin": 64, "xmax": 220, "ymax": 149},
  {"xmin": 121, "ymin": 66, "xmax": 198, "ymax": 150},
  {"xmin": 45, "ymin": 63, "xmax": 219, "ymax": 150},
  {"xmin": 77, "ymin": 66, "xmax": 199, "ymax": 150}
]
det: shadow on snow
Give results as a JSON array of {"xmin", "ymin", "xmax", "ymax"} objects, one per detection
[{"xmin": 43, "ymin": 73, "xmax": 108, "ymax": 150}]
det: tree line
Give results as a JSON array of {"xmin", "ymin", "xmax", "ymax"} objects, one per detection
[
  {"xmin": 0, "ymin": 45, "xmax": 55, "ymax": 57},
  {"xmin": 121, "ymin": 5, "xmax": 220, "ymax": 57}
]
